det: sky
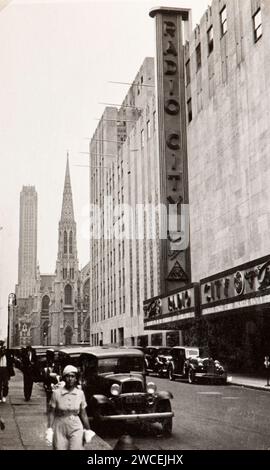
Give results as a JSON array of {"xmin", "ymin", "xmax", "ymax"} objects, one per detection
[{"xmin": 0, "ymin": 0, "xmax": 210, "ymax": 339}]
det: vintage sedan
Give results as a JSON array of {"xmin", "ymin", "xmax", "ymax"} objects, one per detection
[
  {"xmin": 167, "ymin": 346, "xmax": 227, "ymax": 384},
  {"xmin": 144, "ymin": 346, "xmax": 172, "ymax": 376},
  {"xmin": 79, "ymin": 347, "xmax": 174, "ymax": 435}
]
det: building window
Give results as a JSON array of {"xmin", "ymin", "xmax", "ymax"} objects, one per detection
[
  {"xmin": 141, "ymin": 129, "xmax": 145, "ymax": 148},
  {"xmin": 207, "ymin": 25, "xmax": 214, "ymax": 54},
  {"xmin": 253, "ymin": 8, "xmax": 262, "ymax": 42},
  {"xmin": 220, "ymin": 6, "xmax": 227, "ymax": 36},
  {"xmin": 187, "ymin": 98, "xmax": 192, "ymax": 123},
  {"xmin": 153, "ymin": 111, "xmax": 156, "ymax": 133},
  {"xmin": 185, "ymin": 59, "xmax": 191, "ymax": 85},
  {"xmin": 64, "ymin": 231, "xmax": 67, "ymax": 254},
  {"xmin": 64, "ymin": 284, "xmax": 72, "ymax": 305},
  {"xmin": 147, "ymin": 120, "xmax": 151, "ymax": 139},
  {"xmin": 196, "ymin": 43, "xmax": 201, "ymax": 71},
  {"xmin": 69, "ymin": 231, "xmax": 73, "ymax": 254}
]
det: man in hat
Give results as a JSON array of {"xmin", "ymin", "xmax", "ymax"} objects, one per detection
[{"xmin": 21, "ymin": 345, "xmax": 37, "ymax": 401}]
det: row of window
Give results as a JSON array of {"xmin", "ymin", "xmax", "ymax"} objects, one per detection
[
  {"xmin": 62, "ymin": 268, "xmax": 74, "ymax": 280},
  {"xmin": 63, "ymin": 230, "xmax": 73, "ymax": 254},
  {"xmin": 186, "ymin": 7, "xmax": 262, "ymax": 123},
  {"xmin": 186, "ymin": 7, "xmax": 262, "ymax": 84}
]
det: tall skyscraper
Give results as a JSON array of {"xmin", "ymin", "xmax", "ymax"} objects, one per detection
[{"xmin": 17, "ymin": 186, "xmax": 37, "ymax": 298}]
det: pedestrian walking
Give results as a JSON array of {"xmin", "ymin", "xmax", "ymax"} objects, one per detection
[
  {"xmin": 46, "ymin": 365, "xmax": 94, "ymax": 450},
  {"xmin": 0, "ymin": 417, "xmax": 5, "ymax": 430},
  {"xmin": 0, "ymin": 339, "xmax": 14, "ymax": 403},
  {"xmin": 21, "ymin": 345, "xmax": 37, "ymax": 401},
  {"xmin": 43, "ymin": 349, "xmax": 59, "ymax": 410}
]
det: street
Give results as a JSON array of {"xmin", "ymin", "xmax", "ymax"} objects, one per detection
[
  {"xmin": 1, "ymin": 371, "xmax": 270, "ymax": 450},
  {"xmin": 97, "ymin": 376, "xmax": 270, "ymax": 450}
]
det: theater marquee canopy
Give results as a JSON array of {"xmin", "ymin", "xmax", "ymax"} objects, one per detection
[
  {"xmin": 200, "ymin": 255, "xmax": 270, "ymax": 318},
  {"xmin": 143, "ymin": 283, "xmax": 200, "ymax": 330}
]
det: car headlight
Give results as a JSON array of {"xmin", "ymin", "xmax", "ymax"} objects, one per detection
[
  {"xmin": 110, "ymin": 383, "xmax": 121, "ymax": 396},
  {"xmin": 147, "ymin": 381, "xmax": 157, "ymax": 394}
]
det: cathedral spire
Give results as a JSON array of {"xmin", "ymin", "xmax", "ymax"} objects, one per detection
[{"xmin": 60, "ymin": 152, "xmax": 74, "ymax": 221}]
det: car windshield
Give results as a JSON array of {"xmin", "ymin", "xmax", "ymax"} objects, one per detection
[
  {"xmin": 158, "ymin": 348, "xmax": 171, "ymax": 355},
  {"xmin": 186, "ymin": 349, "xmax": 199, "ymax": 358},
  {"xmin": 97, "ymin": 356, "xmax": 144, "ymax": 374}
]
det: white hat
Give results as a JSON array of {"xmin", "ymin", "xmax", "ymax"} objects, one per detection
[{"xmin": 62, "ymin": 365, "xmax": 78, "ymax": 376}]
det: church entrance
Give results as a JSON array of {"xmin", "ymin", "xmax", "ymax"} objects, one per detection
[
  {"xmin": 64, "ymin": 325, "xmax": 73, "ymax": 345},
  {"xmin": 41, "ymin": 320, "xmax": 49, "ymax": 346}
]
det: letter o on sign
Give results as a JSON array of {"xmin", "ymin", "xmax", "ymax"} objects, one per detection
[{"xmin": 165, "ymin": 99, "xmax": 180, "ymax": 115}]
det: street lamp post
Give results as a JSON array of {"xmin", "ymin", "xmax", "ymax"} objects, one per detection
[{"xmin": 7, "ymin": 293, "xmax": 17, "ymax": 349}]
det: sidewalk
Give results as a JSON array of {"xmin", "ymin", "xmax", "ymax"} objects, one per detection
[
  {"xmin": 229, "ymin": 372, "xmax": 270, "ymax": 392},
  {"xmin": 0, "ymin": 370, "xmax": 112, "ymax": 450}
]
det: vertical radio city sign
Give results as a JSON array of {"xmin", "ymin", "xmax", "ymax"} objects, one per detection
[{"xmin": 150, "ymin": 7, "xmax": 191, "ymax": 294}]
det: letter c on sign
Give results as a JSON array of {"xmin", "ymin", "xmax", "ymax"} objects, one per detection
[
  {"xmin": 165, "ymin": 99, "xmax": 180, "ymax": 115},
  {"xmin": 166, "ymin": 133, "xmax": 180, "ymax": 150}
]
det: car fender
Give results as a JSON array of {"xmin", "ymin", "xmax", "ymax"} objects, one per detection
[
  {"xmin": 156, "ymin": 390, "xmax": 173, "ymax": 401},
  {"xmin": 91, "ymin": 394, "xmax": 110, "ymax": 405}
]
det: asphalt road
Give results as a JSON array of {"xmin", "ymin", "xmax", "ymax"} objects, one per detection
[{"xmin": 97, "ymin": 376, "xmax": 270, "ymax": 450}]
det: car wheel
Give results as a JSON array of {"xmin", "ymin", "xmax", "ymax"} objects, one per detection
[
  {"xmin": 159, "ymin": 401, "xmax": 173, "ymax": 436},
  {"xmin": 168, "ymin": 366, "xmax": 175, "ymax": 381},
  {"xmin": 188, "ymin": 368, "xmax": 195, "ymax": 384}
]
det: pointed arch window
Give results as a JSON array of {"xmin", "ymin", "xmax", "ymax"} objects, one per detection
[
  {"xmin": 64, "ymin": 284, "xmax": 72, "ymax": 305},
  {"xmin": 69, "ymin": 231, "xmax": 73, "ymax": 254},
  {"xmin": 64, "ymin": 231, "xmax": 68, "ymax": 254},
  {"xmin": 41, "ymin": 295, "xmax": 50, "ymax": 311}
]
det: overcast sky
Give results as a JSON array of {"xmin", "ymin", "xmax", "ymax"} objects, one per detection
[{"xmin": 0, "ymin": 0, "xmax": 210, "ymax": 338}]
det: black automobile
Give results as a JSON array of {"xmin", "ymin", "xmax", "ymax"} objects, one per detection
[
  {"xmin": 78, "ymin": 347, "xmax": 174, "ymax": 435},
  {"xmin": 167, "ymin": 346, "xmax": 227, "ymax": 384},
  {"xmin": 144, "ymin": 346, "xmax": 172, "ymax": 376}
]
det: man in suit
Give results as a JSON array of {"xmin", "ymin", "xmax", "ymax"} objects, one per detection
[
  {"xmin": 21, "ymin": 345, "xmax": 37, "ymax": 401},
  {"xmin": 0, "ymin": 339, "xmax": 14, "ymax": 403}
]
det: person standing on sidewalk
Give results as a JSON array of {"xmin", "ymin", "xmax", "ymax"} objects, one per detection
[
  {"xmin": 43, "ymin": 349, "xmax": 59, "ymax": 411},
  {"xmin": 21, "ymin": 345, "xmax": 37, "ymax": 401},
  {"xmin": 0, "ymin": 340, "xmax": 14, "ymax": 403},
  {"xmin": 46, "ymin": 365, "xmax": 94, "ymax": 450}
]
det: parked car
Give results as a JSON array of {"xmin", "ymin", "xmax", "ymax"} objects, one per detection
[
  {"xmin": 155, "ymin": 347, "xmax": 173, "ymax": 377},
  {"xmin": 78, "ymin": 347, "xmax": 174, "ymax": 435},
  {"xmin": 144, "ymin": 346, "xmax": 172, "ymax": 376},
  {"xmin": 167, "ymin": 346, "xmax": 227, "ymax": 384}
]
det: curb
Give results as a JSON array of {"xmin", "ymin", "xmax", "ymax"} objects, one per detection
[{"xmin": 230, "ymin": 381, "xmax": 270, "ymax": 392}]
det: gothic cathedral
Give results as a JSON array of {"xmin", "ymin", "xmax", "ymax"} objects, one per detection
[{"xmin": 15, "ymin": 156, "xmax": 90, "ymax": 347}]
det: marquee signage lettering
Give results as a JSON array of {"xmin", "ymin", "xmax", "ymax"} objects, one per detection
[
  {"xmin": 201, "ymin": 258, "xmax": 270, "ymax": 305},
  {"xmin": 144, "ymin": 285, "xmax": 195, "ymax": 319},
  {"xmin": 168, "ymin": 290, "xmax": 192, "ymax": 311}
]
